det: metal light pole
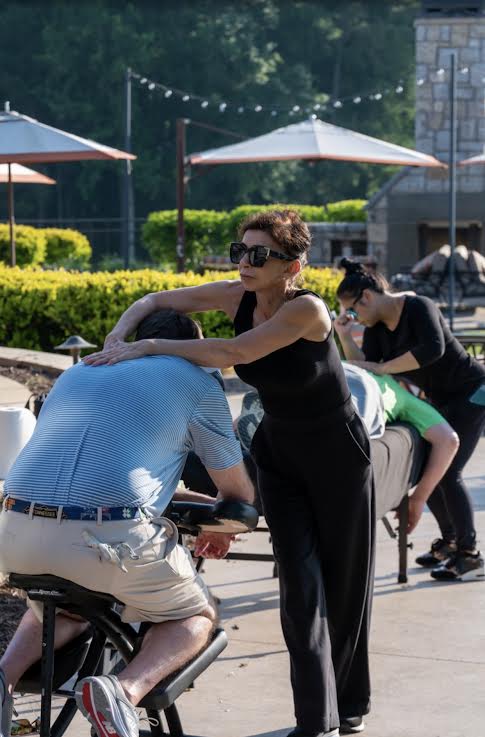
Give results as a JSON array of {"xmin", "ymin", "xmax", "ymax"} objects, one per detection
[
  {"xmin": 448, "ymin": 51, "xmax": 457, "ymax": 331},
  {"xmin": 176, "ymin": 117, "xmax": 188, "ymax": 273},
  {"xmin": 121, "ymin": 67, "xmax": 135, "ymax": 269}
]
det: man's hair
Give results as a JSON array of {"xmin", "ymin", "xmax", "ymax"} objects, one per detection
[{"xmin": 135, "ymin": 309, "xmax": 202, "ymax": 341}]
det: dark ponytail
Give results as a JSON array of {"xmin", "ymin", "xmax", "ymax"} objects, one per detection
[{"xmin": 336, "ymin": 258, "xmax": 389, "ymax": 299}]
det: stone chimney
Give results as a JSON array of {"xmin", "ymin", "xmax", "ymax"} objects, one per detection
[{"xmin": 367, "ymin": 1, "xmax": 485, "ymax": 275}]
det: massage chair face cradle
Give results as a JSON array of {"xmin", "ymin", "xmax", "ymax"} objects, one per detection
[{"xmin": 9, "ymin": 499, "xmax": 259, "ymax": 737}]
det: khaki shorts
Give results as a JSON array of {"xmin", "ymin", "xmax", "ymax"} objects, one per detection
[{"xmin": 0, "ymin": 507, "xmax": 209, "ymax": 623}]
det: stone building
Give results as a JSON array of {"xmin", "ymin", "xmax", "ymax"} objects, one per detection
[{"xmin": 367, "ymin": 0, "xmax": 485, "ymax": 276}]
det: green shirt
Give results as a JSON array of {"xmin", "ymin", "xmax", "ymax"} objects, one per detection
[{"xmin": 372, "ymin": 373, "xmax": 445, "ymax": 437}]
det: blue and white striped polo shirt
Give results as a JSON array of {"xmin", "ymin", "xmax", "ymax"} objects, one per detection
[{"xmin": 5, "ymin": 356, "xmax": 242, "ymax": 515}]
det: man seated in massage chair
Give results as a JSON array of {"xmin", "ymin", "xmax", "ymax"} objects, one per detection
[{"xmin": 0, "ymin": 308, "xmax": 254, "ymax": 737}]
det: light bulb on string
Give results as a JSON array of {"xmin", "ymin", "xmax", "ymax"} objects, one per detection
[
  {"xmin": 140, "ymin": 78, "xmax": 148, "ymax": 84},
  {"xmin": 182, "ymin": 95, "xmax": 190, "ymax": 102},
  {"xmin": 148, "ymin": 83, "xmax": 156, "ymax": 90},
  {"xmin": 353, "ymin": 96, "xmax": 362, "ymax": 104},
  {"xmin": 395, "ymin": 85, "xmax": 404, "ymax": 93},
  {"xmin": 374, "ymin": 93, "xmax": 383, "ymax": 100},
  {"xmin": 164, "ymin": 90, "xmax": 173, "ymax": 98},
  {"xmin": 310, "ymin": 113, "xmax": 317, "ymax": 120},
  {"xmin": 333, "ymin": 100, "xmax": 343, "ymax": 108},
  {"xmin": 254, "ymin": 105, "xmax": 262, "ymax": 112},
  {"xmin": 219, "ymin": 102, "xmax": 227, "ymax": 112},
  {"xmin": 437, "ymin": 68, "xmax": 445, "ymax": 76},
  {"xmin": 313, "ymin": 103, "xmax": 321, "ymax": 110},
  {"xmin": 237, "ymin": 106, "xmax": 244, "ymax": 113},
  {"xmin": 459, "ymin": 66, "xmax": 469, "ymax": 74},
  {"xmin": 292, "ymin": 105, "xmax": 300, "ymax": 112},
  {"xmin": 271, "ymin": 110, "xmax": 277, "ymax": 116},
  {"xmin": 201, "ymin": 100, "xmax": 209, "ymax": 108},
  {"xmin": 417, "ymin": 78, "xmax": 425, "ymax": 86}
]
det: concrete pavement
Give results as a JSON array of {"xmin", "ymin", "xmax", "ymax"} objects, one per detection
[{"xmin": 1, "ymin": 341, "xmax": 485, "ymax": 736}]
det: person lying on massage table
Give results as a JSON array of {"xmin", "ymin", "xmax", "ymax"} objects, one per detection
[
  {"xmin": 343, "ymin": 363, "xmax": 459, "ymax": 536},
  {"xmin": 232, "ymin": 363, "xmax": 459, "ymax": 538},
  {"xmin": 0, "ymin": 308, "xmax": 255, "ymax": 737}
]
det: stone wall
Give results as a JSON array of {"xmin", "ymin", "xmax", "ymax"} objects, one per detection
[{"xmin": 395, "ymin": 16, "xmax": 485, "ymax": 196}]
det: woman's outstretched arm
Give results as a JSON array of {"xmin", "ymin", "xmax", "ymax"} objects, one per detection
[
  {"xmin": 105, "ymin": 280, "xmax": 242, "ymax": 345},
  {"xmin": 86, "ymin": 295, "xmax": 330, "ymax": 369}
]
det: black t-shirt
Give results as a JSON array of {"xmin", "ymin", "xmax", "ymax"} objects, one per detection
[{"xmin": 362, "ymin": 295, "xmax": 485, "ymax": 405}]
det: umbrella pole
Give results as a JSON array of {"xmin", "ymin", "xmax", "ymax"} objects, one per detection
[
  {"xmin": 448, "ymin": 52, "xmax": 457, "ymax": 332},
  {"xmin": 176, "ymin": 118, "xmax": 187, "ymax": 273},
  {"xmin": 7, "ymin": 162, "xmax": 16, "ymax": 267}
]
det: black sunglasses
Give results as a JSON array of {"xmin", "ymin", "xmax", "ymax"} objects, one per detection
[{"xmin": 229, "ymin": 242, "xmax": 296, "ymax": 268}]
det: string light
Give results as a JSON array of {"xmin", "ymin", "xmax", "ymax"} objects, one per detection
[{"xmin": 164, "ymin": 90, "xmax": 173, "ymax": 98}]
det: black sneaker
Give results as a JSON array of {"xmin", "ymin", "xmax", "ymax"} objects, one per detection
[
  {"xmin": 415, "ymin": 538, "xmax": 457, "ymax": 567},
  {"xmin": 431, "ymin": 550, "xmax": 485, "ymax": 581},
  {"xmin": 340, "ymin": 715, "xmax": 365, "ymax": 733}
]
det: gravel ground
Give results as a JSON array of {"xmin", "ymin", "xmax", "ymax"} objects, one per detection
[{"xmin": 0, "ymin": 365, "xmax": 56, "ymax": 396}]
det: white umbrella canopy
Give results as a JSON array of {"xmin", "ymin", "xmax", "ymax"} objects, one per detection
[
  {"xmin": 0, "ymin": 108, "xmax": 135, "ymax": 163},
  {"xmin": 0, "ymin": 163, "xmax": 55, "ymax": 184},
  {"xmin": 0, "ymin": 105, "xmax": 135, "ymax": 265},
  {"xmin": 459, "ymin": 152, "xmax": 485, "ymax": 166},
  {"xmin": 189, "ymin": 117, "xmax": 445, "ymax": 168}
]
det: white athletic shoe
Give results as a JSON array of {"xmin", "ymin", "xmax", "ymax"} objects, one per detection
[{"xmin": 76, "ymin": 675, "xmax": 139, "ymax": 737}]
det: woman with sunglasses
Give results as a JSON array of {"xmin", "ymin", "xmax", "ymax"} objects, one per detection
[
  {"xmin": 335, "ymin": 258, "xmax": 485, "ymax": 582},
  {"xmin": 86, "ymin": 210, "xmax": 375, "ymax": 737}
]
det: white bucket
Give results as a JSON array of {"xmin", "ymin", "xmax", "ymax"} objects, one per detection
[{"xmin": 0, "ymin": 407, "xmax": 36, "ymax": 480}]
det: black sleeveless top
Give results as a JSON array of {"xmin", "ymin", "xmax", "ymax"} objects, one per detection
[{"xmin": 233, "ymin": 289, "xmax": 352, "ymax": 421}]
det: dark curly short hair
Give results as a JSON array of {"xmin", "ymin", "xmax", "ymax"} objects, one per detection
[{"xmin": 135, "ymin": 309, "xmax": 202, "ymax": 341}]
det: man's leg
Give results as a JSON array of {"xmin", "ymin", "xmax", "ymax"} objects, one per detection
[
  {"xmin": 118, "ymin": 604, "xmax": 216, "ymax": 704},
  {"xmin": 76, "ymin": 605, "xmax": 216, "ymax": 737},
  {"xmin": 1, "ymin": 608, "xmax": 89, "ymax": 693}
]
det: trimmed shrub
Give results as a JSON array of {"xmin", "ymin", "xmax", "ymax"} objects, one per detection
[
  {"xmin": 0, "ymin": 224, "xmax": 47, "ymax": 266},
  {"xmin": 0, "ymin": 265, "xmax": 341, "ymax": 351},
  {"xmin": 225, "ymin": 204, "xmax": 327, "ymax": 238},
  {"xmin": 324, "ymin": 199, "xmax": 367, "ymax": 222},
  {"xmin": 143, "ymin": 209, "xmax": 229, "ymax": 267},
  {"xmin": 43, "ymin": 228, "xmax": 92, "ymax": 269}
]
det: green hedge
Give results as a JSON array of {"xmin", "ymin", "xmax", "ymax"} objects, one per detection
[
  {"xmin": 43, "ymin": 228, "xmax": 92, "ymax": 269},
  {"xmin": 324, "ymin": 199, "xmax": 367, "ymax": 222},
  {"xmin": 0, "ymin": 265, "xmax": 341, "ymax": 351},
  {"xmin": 0, "ymin": 224, "xmax": 92, "ymax": 268},
  {"xmin": 143, "ymin": 210, "xmax": 229, "ymax": 268},
  {"xmin": 0, "ymin": 224, "xmax": 47, "ymax": 266},
  {"xmin": 143, "ymin": 200, "xmax": 366, "ymax": 267}
]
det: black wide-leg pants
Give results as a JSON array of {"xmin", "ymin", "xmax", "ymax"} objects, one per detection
[{"xmin": 252, "ymin": 409, "xmax": 375, "ymax": 735}]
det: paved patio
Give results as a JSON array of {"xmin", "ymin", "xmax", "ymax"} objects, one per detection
[{"xmin": 0, "ymin": 327, "xmax": 484, "ymax": 736}]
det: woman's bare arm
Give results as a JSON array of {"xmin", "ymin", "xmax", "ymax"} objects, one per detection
[
  {"xmin": 86, "ymin": 295, "xmax": 330, "ymax": 369},
  {"xmin": 107, "ymin": 280, "xmax": 243, "ymax": 343}
]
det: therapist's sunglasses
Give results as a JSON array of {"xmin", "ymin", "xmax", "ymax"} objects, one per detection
[
  {"xmin": 229, "ymin": 241, "xmax": 297, "ymax": 268},
  {"xmin": 345, "ymin": 290, "xmax": 364, "ymax": 319}
]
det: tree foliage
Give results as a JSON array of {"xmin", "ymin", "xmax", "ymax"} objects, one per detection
[{"xmin": 1, "ymin": 1, "xmax": 419, "ymax": 231}]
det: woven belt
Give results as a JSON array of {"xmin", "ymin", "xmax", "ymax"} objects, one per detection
[{"xmin": 3, "ymin": 497, "xmax": 142, "ymax": 522}]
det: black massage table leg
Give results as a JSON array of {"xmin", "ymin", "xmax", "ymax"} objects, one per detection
[
  {"xmin": 381, "ymin": 515, "xmax": 397, "ymax": 539},
  {"xmin": 397, "ymin": 496, "xmax": 409, "ymax": 584}
]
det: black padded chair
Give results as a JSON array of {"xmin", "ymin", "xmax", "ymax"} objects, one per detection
[{"xmin": 7, "ymin": 500, "xmax": 259, "ymax": 737}]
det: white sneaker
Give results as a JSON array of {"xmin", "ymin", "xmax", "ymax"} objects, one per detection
[{"xmin": 76, "ymin": 675, "xmax": 139, "ymax": 737}]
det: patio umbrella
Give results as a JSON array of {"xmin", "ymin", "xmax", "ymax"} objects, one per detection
[
  {"xmin": 458, "ymin": 152, "xmax": 485, "ymax": 166},
  {"xmin": 0, "ymin": 163, "xmax": 55, "ymax": 184},
  {"xmin": 174, "ymin": 117, "xmax": 444, "ymax": 271},
  {"xmin": 189, "ymin": 117, "xmax": 445, "ymax": 167},
  {"xmin": 0, "ymin": 103, "xmax": 135, "ymax": 265}
]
